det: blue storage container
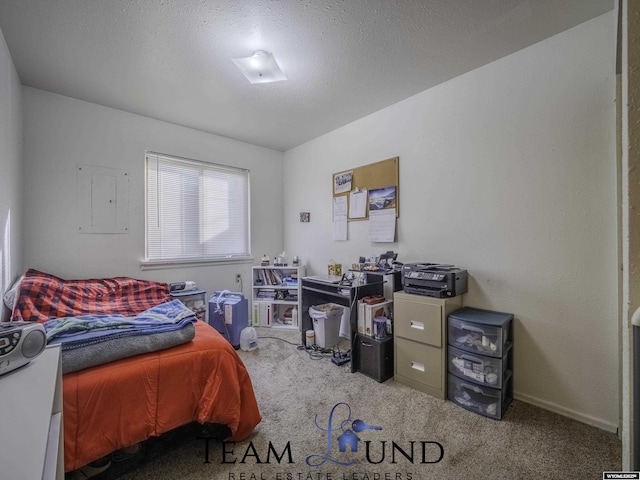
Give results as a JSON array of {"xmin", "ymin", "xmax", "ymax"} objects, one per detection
[{"xmin": 208, "ymin": 291, "xmax": 248, "ymax": 349}]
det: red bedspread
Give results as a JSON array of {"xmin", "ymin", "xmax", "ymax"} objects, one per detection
[
  {"xmin": 11, "ymin": 269, "xmax": 171, "ymax": 322},
  {"xmin": 63, "ymin": 320, "xmax": 262, "ymax": 471}
]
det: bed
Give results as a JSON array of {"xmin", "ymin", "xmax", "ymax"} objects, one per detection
[{"xmin": 6, "ymin": 269, "xmax": 262, "ymax": 472}]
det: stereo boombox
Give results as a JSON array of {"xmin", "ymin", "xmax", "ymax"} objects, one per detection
[{"xmin": 0, "ymin": 322, "xmax": 47, "ymax": 376}]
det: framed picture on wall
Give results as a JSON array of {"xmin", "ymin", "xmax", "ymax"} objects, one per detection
[{"xmin": 333, "ymin": 171, "xmax": 353, "ymax": 194}]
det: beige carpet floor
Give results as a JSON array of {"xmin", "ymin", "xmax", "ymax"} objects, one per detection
[{"xmin": 108, "ymin": 327, "xmax": 621, "ymax": 480}]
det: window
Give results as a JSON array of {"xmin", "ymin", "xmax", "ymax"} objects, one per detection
[{"xmin": 144, "ymin": 152, "xmax": 251, "ymax": 265}]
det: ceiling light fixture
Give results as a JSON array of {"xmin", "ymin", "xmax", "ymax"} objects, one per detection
[{"xmin": 231, "ymin": 50, "xmax": 287, "ymax": 84}]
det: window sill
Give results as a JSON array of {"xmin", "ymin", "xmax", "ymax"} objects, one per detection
[{"xmin": 140, "ymin": 256, "xmax": 254, "ymax": 271}]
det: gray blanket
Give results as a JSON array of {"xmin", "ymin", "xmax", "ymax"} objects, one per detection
[{"xmin": 61, "ymin": 322, "xmax": 195, "ymax": 374}]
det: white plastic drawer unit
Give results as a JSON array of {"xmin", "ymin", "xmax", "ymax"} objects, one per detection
[
  {"xmin": 448, "ymin": 373, "xmax": 512, "ymax": 420},
  {"xmin": 448, "ymin": 345, "xmax": 512, "ymax": 388},
  {"xmin": 447, "ymin": 307, "xmax": 513, "ymax": 358}
]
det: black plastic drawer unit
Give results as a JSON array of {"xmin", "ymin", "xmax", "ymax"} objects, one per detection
[{"xmin": 447, "ymin": 306, "xmax": 514, "ymax": 420}]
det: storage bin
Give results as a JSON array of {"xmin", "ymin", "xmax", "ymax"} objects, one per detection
[
  {"xmin": 448, "ymin": 307, "xmax": 513, "ymax": 357},
  {"xmin": 448, "ymin": 345, "xmax": 511, "ymax": 388},
  {"xmin": 448, "ymin": 372, "xmax": 513, "ymax": 420},
  {"xmin": 171, "ymin": 289, "xmax": 206, "ymax": 320},
  {"xmin": 354, "ymin": 334, "xmax": 394, "ymax": 383}
]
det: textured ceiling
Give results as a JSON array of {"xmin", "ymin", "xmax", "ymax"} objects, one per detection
[{"xmin": 0, "ymin": 0, "xmax": 613, "ymax": 151}]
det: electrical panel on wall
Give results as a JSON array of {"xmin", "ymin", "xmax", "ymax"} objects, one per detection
[{"xmin": 76, "ymin": 164, "xmax": 129, "ymax": 234}]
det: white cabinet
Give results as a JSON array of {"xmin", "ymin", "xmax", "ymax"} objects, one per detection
[
  {"xmin": 0, "ymin": 345, "xmax": 64, "ymax": 479},
  {"xmin": 251, "ymin": 265, "xmax": 305, "ymax": 330}
]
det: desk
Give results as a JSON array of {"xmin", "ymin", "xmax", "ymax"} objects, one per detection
[{"xmin": 301, "ymin": 277, "xmax": 384, "ymax": 373}]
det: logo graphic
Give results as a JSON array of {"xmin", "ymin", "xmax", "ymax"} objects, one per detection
[
  {"xmin": 198, "ymin": 399, "xmax": 443, "ymax": 476},
  {"xmin": 306, "ymin": 402, "xmax": 383, "ymax": 467}
]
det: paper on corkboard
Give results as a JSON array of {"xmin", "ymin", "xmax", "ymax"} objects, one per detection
[{"xmin": 333, "ymin": 156, "xmax": 399, "ymax": 220}]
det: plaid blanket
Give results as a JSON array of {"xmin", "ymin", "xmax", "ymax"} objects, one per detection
[{"xmin": 11, "ymin": 269, "xmax": 171, "ymax": 323}]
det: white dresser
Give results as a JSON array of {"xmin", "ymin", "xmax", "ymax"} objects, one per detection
[{"xmin": 0, "ymin": 345, "xmax": 64, "ymax": 479}]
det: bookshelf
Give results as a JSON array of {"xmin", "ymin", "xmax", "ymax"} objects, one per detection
[{"xmin": 251, "ymin": 265, "xmax": 306, "ymax": 330}]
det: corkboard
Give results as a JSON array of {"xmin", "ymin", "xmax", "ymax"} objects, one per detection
[{"xmin": 333, "ymin": 156, "xmax": 399, "ymax": 220}]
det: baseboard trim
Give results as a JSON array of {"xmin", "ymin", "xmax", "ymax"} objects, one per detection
[{"xmin": 515, "ymin": 392, "xmax": 618, "ymax": 433}]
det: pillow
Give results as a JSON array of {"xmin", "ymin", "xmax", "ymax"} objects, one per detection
[{"xmin": 3, "ymin": 275, "xmax": 23, "ymax": 312}]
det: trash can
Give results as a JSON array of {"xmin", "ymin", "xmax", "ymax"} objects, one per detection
[{"xmin": 309, "ymin": 303, "xmax": 344, "ymax": 348}]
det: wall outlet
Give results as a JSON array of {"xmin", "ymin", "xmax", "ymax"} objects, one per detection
[{"xmin": 235, "ymin": 273, "xmax": 242, "ymax": 283}]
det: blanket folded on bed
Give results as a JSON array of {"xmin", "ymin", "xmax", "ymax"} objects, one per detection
[
  {"xmin": 44, "ymin": 299, "xmax": 196, "ymax": 347},
  {"xmin": 44, "ymin": 300, "xmax": 197, "ymax": 373},
  {"xmin": 57, "ymin": 322, "xmax": 196, "ymax": 374}
]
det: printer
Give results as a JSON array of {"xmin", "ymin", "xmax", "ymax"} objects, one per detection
[{"xmin": 402, "ymin": 263, "xmax": 468, "ymax": 298}]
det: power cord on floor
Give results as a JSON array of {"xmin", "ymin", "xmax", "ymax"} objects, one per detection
[
  {"xmin": 257, "ymin": 334, "xmax": 350, "ymax": 362},
  {"xmin": 257, "ymin": 335, "xmax": 301, "ymax": 346},
  {"xmin": 297, "ymin": 344, "xmax": 339, "ymax": 360}
]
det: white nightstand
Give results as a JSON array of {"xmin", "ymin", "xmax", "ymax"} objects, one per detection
[{"xmin": 0, "ymin": 344, "xmax": 64, "ymax": 479}]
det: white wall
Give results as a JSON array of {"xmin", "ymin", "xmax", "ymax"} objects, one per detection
[
  {"xmin": 284, "ymin": 13, "xmax": 618, "ymax": 430},
  {"xmin": 0, "ymin": 28, "xmax": 22, "ymax": 321},
  {"xmin": 22, "ymin": 88, "xmax": 285, "ymax": 299}
]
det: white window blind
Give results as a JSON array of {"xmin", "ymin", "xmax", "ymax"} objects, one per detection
[{"xmin": 145, "ymin": 152, "xmax": 250, "ymax": 263}]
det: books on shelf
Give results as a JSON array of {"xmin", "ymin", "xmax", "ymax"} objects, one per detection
[
  {"xmin": 252, "ymin": 302, "xmax": 273, "ymax": 327},
  {"xmin": 255, "ymin": 289, "xmax": 297, "ymax": 302},
  {"xmin": 252, "ymin": 265, "xmax": 304, "ymax": 330},
  {"xmin": 358, "ymin": 300, "xmax": 393, "ymax": 337},
  {"xmin": 256, "ymin": 289, "xmax": 276, "ymax": 300},
  {"xmin": 256, "ymin": 269, "xmax": 299, "ymax": 286},
  {"xmin": 284, "ymin": 290, "xmax": 298, "ymax": 302}
]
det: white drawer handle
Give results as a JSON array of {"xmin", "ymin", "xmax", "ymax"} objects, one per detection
[
  {"xmin": 411, "ymin": 361, "xmax": 425, "ymax": 372},
  {"xmin": 410, "ymin": 321, "xmax": 424, "ymax": 330}
]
